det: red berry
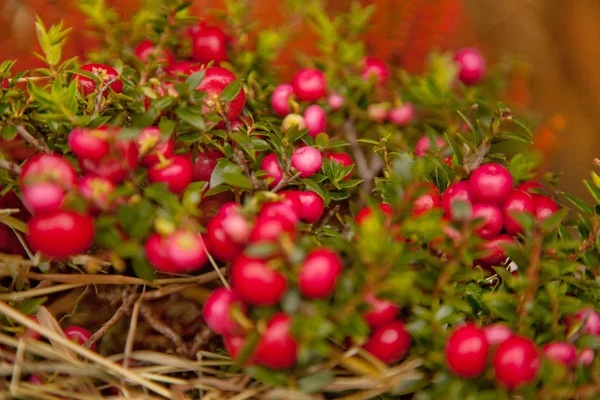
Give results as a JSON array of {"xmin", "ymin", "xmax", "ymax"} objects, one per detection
[
  {"xmin": 291, "ymin": 68, "xmax": 326, "ymax": 101},
  {"xmin": 64, "ymin": 326, "xmax": 96, "ymax": 351},
  {"xmin": 471, "ymin": 203, "xmax": 504, "ymax": 239},
  {"xmin": 324, "ymin": 153, "xmax": 354, "ymax": 181},
  {"xmin": 271, "ymin": 84, "xmax": 294, "ymax": 116},
  {"xmin": 19, "ymin": 153, "xmax": 78, "ymax": 189},
  {"xmin": 291, "ymin": 146, "xmax": 322, "ymax": 178},
  {"xmin": 255, "ymin": 313, "xmax": 298, "ymax": 369},
  {"xmin": 477, "ymin": 234, "xmax": 513, "ymax": 266},
  {"xmin": 249, "ymin": 214, "xmax": 295, "ymax": 244},
  {"xmin": 20, "ymin": 316, "xmax": 41, "ymax": 341},
  {"xmin": 503, "ymin": 190, "xmax": 535, "ymax": 235},
  {"xmin": 454, "ymin": 48, "xmax": 486, "ymax": 85},
  {"xmin": 1, "ymin": 78, "xmax": 8, "ymax": 89},
  {"xmin": 295, "ymin": 191, "xmax": 325, "ymax": 223},
  {"xmin": 28, "ymin": 374, "xmax": 43, "ymax": 385},
  {"xmin": 260, "ymin": 194, "xmax": 301, "ymax": 225},
  {"xmin": 577, "ymin": 348, "xmax": 595, "ymax": 367},
  {"xmin": 543, "ymin": 342, "xmax": 577, "ymax": 367},
  {"xmin": 411, "ymin": 182, "xmax": 441, "ymax": 216},
  {"xmin": 493, "ymin": 335, "xmax": 540, "ymax": 389},
  {"xmin": 566, "ymin": 308, "xmax": 600, "ymax": 336},
  {"xmin": 260, "ymin": 154, "xmax": 283, "ymax": 188},
  {"xmin": 134, "ymin": 40, "xmax": 174, "ymax": 65},
  {"xmin": 231, "ymin": 256, "xmax": 287, "ymax": 306},
  {"xmin": 80, "ymin": 140, "xmax": 139, "ymax": 184},
  {"xmin": 367, "ymin": 103, "xmax": 388, "ymax": 123},
  {"xmin": 203, "ymin": 288, "xmax": 247, "ymax": 336},
  {"xmin": 144, "ymin": 233, "xmax": 170, "ymax": 271},
  {"xmin": 148, "ymin": 155, "xmax": 193, "ymax": 194},
  {"xmin": 364, "ymin": 320, "xmax": 411, "ymax": 364},
  {"xmin": 192, "ymin": 150, "xmax": 222, "ymax": 182},
  {"xmin": 223, "ymin": 334, "xmax": 257, "ymax": 364},
  {"xmin": 191, "ymin": 25, "xmax": 229, "ymax": 65},
  {"xmin": 205, "ymin": 207, "xmax": 248, "ymax": 262},
  {"xmin": 516, "ymin": 181, "xmax": 543, "ymax": 193},
  {"xmin": 22, "ymin": 182, "xmax": 65, "ymax": 215},
  {"xmin": 388, "ymin": 103, "xmax": 415, "ymax": 127},
  {"xmin": 364, "ymin": 292, "xmax": 400, "ymax": 329},
  {"xmin": 445, "ymin": 324, "xmax": 489, "ymax": 378},
  {"xmin": 303, "ymin": 104, "xmax": 327, "ymax": 137},
  {"xmin": 196, "ymin": 67, "xmax": 245, "ymax": 120},
  {"xmin": 27, "ymin": 210, "xmax": 95, "ymax": 258},
  {"xmin": 135, "ymin": 127, "xmax": 174, "ymax": 167},
  {"xmin": 164, "ymin": 229, "xmax": 207, "ymax": 272},
  {"xmin": 483, "ymin": 324, "xmax": 513, "ymax": 347},
  {"xmin": 76, "ymin": 63, "xmax": 122, "ymax": 97},
  {"xmin": 441, "ymin": 181, "xmax": 474, "ymax": 219},
  {"xmin": 327, "ymin": 93, "xmax": 345, "ymax": 111},
  {"xmin": 68, "ymin": 127, "xmax": 111, "ymax": 162},
  {"xmin": 531, "ymin": 194, "xmax": 559, "ymax": 222},
  {"xmin": 361, "ymin": 57, "xmax": 388, "ymax": 85},
  {"xmin": 78, "ymin": 175, "xmax": 115, "ymax": 212},
  {"xmin": 415, "ymin": 136, "xmax": 446, "ymax": 157},
  {"xmin": 166, "ymin": 61, "xmax": 203, "ymax": 78},
  {"xmin": 468, "ymin": 163, "xmax": 513, "ymax": 204},
  {"xmin": 298, "ymin": 248, "xmax": 342, "ymax": 299},
  {"xmin": 355, "ymin": 204, "xmax": 393, "ymax": 225}
]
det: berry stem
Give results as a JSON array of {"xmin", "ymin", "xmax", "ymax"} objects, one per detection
[
  {"xmin": 0, "ymin": 158, "xmax": 21, "ymax": 174},
  {"xmin": 270, "ymin": 172, "xmax": 301, "ymax": 194},
  {"xmin": 85, "ymin": 290, "xmax": 137, "ymax": 349},
  {"xmin": 518, "ymin": 230, "xmax": 543, "ymax": 329},
  {"xmin": 94, "ymin": 75, "xmax": 120, "ymax": 114},
  {"xmin": 15, "ymin": 125, "xmax": 50, "ymax": 153},
  {"xmin": 344, "ymin": 119, "xmax": 383, "ymax": 193}
]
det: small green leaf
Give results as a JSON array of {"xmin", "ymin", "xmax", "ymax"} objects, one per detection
[
  {"xmin": 184, "ymin": 70, "xmax": 206, "ymax": 90},
  {"xmin": 220, "ymin": 79, "xmax": 244, "ymax": 102},
  {"xmin": 298, "ymin": 371, "xmax": 334, "ymax": 393},
  {"xmin": 17, "ymin": 297, "xmax": 47, "ymax": 315},
  {"xmin": 564, "ymin": 193, "xmax": 593, "ymax": 215},
  {"xmin": 132, "ymin": 252, "xmax": 156, "ymax": 281}
]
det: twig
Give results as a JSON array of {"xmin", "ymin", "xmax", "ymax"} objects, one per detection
[
  {"xmin": 271, "ymin": 172, "xmax": 301, "ymax": 194},
  {"xmin": 124, "ymin": 288, "xmax": 145, "ymax": 370},
  {"xmin": 94, "ymin": 75, "xmax": 119, "ymax": 114},
  {"xmin": 189, "ymin": 325, "xmax": 214, "ymax": 357},
  {"xmin": 140, "ymin": 303, "xmax": 189, "ymax": 355},
  {"xmin": 85, "ymin": 290, "xmax": 137, "ymax": 349},
  {"xmin": 0, "ymin": 159, "xmax": 21, "ymax": 174},
  {"xmin": 518, "ymin": 231, "xmax": 543, "ymax": 327},
  {"xmin": 344, "ymin": 119, "xmax": 383, "ymax": 193},
  {"xmin": 15, "ymin": 125, "xmax": 50, "ymax": 153}
]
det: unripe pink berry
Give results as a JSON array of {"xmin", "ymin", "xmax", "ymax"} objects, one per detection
[
  {"xmin": 454, "ymin": 48, "xmax": 486, "ymax": 85},
  {"xmin": 388, "ymin": 103, "xmax": 415, "ymax": 126},
  {"xmin": 271, "ymin": 84, "xmax": 295, "ymax": 116},
  {"xmin": 291, "ymin": 146, "xmax": 322, "ymax": 178},
  {"xmin": 303, "ymin": 105, "xmax": 327, "ymax": 137}
]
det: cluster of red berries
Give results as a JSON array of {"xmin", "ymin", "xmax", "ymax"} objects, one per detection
[{"xmin": 446, "ymin": 308, "xmax": 598, "ymax": 389}]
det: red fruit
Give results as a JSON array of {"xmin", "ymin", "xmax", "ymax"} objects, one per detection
[
  {"xmin": 295, "ymin": 191, "xmax": 325, "ymax": 223},
  {"xmin": 355, "ymin": 204, "xmax": 393, "ymax": 225},
  {"xmin": 197, "ymin": 67, "xmax": 245, "ymax": 120},
  {"xmin": 503, "ymin": 190, "xmax": 535, "ymax": 235},
  {"xmin": 471, "ymin": 203, "xmax": 504, "ymax": 239},
  {"xmin": 134, "ymin": 40, "xmax": 174, "ymax": 65},
  {"xmin": 22, "ymin": 182, "xmax": 65, "ymax": 215},
  {"xmin": 411, "ymin": 182, "xmax": 441, "ymax": 216},
  {"xmin": 249, "ymin": 214, "xmax": 295, "ymax": 244},
  {"xmin": 64, "ymin": 326, "xmax": 96, "ymax": 351},
  {"xmin": 271, "ymin": 84, "xmax": 295, "ymax": 116},
  {"xmin": 68, "ymin": 127, "xmax": 111, "ymax": 162},
  {"xmin": 468, "ymin": 164, "xmax": 513, "ymax": 204},
  {"xmin": 543, "ymin": 342, "xmax": 577, "ymax": 367},
  {"xmin": 454, "ymin": 48, "xmax": 486, "ymax": 85},
  {"xmin": 327, "ymin": 93, "xmax": 345, "ymax": 111},
  {"xmin": 531, "ymin": 194, "xmax": 559, "ymax": 221},
  {"xmin": 324, "ymin": 153, "xmax": 354, "ymax": 181},
  {"xmin": 191, "ymin": 25, "xmax": 229, "ymax": 65},
  {"xmin": 483, "ymin": 324, "xmax": 513, "ymax": 347},
  {"xmin": 260, "ymin": 194, "xmax": 301, "ymax": 225},
  {"xmin": 493, "ymin": 335, "xmax": 540, "ymax": 389},
  {"xmin": 144, "ymin": 233, "xmax": 170, "ymax": 271},
  {"xmin": 78, "ymin": 175, "xmax": 115, "ymax": 211},
  {"xmin": 27, "ymin": 211, "xmax": 95, "ymax": 258},
  {"xmin": 367, "ymin": 103, "xmax": 388, "ymax": 123},
  {"xmin": 441, "ymin": 181, "xmax": 474, "ymax": 219},
  {"xmin": 388, "ymin": 103, "xmax": 415, "ymax": 127},
  {"xmin": 415, "ymin": 136, "xmax": 446, "ymax": 157},
  {"xmin": 255, "ymin": 313, "xmax": 298, "ymax": 369},
  {"xmin": 148, "ymin": 155, "xmax": 193, "ymax": 194},
  {"xmin": 135, "ymin": 127, "xmax": 174, "ymax": 167},
  {"xmin": 364, "ymin": 292, "xmax": 400, "ymax": 329},
  {"xmin": 1, "ymin": 78, "xmax": 8, "ymax": 89},
  {"xmin": 231, "ymin": 256, "xmax": 287, "ymax": 306},
  {"xmin": 205, "ymin": 210, "xmax": 246, "ymax": 262},
  {"xmin": 566, "ymin": 308, "xmax": 600, "ymax": 336},
  {"xmin": 192, "ymin": 150, "xmax": 222, "ymax": 182},
  {"xmin": 19, "ymin": 153, "xmax": 78, "ymax": 189},
  {"xmin": 291, "ymin": 146, "xmax": 322, "ymax": 178},
  {"xmin": 303, "ymin": 104, "xmax": 327, "ymax": 137},
  {"xmin": 516, "ymin": 181, "xmax": 543, "ymax": 193},
  {"xmin": 223, "ymin": 334, "xmax": 257, "ymax": 364},
  {"xmin": 164, "ymin": 230, "xmax": 207, "ymax": 272},
  {"xmin": 80, "ymin": 140, "xmax": 139, "ymax": 184},
  {"xmin": 298, "ymin": 248, "xmax": 342, "ymax": 299},
  {"xmin": 203, "ymin": 288, "xmax": 247, "ymax": 336},
  {"xmin": 361, "ymin": 57, "xmax": 388, "ymax": 85},
  {"xmin": 260, "ymin": 154, "xmax": 284, "ymax": 188},
  {"xmin": 445, "ymin": 324, "xmax": 489, "ymax": 378},
  {"xmin": 477, "ymin": 234, "xmax": 513, "ymax": 266},
  {"xmin": 76, "ymin": 63, "xmax": 122, "ymax": 97},
  {"xmin": 577, "ymin": 348, "xmax": 595, "ymax": 367},
  {"xmin": 27, "ymin": 374, "xmax": 43, "ymax": 384},
  {"xmin": 291, "ymin": 68, "xmax": 326, "ymax": 101},
  {"xmin": 165, "ymin": 61, "xmax": 203, "ymax": 78},
  {"xmin": 364, "ymin": 320, "xmax": 411, "ymax": 364},
  {"xmin": 20, "ymin": 316, "xmax": 42, "ymax": 341}
]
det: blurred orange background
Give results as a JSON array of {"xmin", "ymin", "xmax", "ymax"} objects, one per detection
[{"xmin": 1, "ymin": 0, "xmax": 599, "ymax": 197}]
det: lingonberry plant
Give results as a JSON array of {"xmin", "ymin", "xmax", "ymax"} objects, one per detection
[{"xmin": 0, "ymin": 1, "xmax": 598, "ymax": 399}]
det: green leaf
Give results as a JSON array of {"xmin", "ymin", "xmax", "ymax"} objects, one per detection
[
  {"xmin": 16, "ymin": 297, "xmax": 47, "ymax": 315},
  {"xmin": 298, "ymin": 371, "xmax": 334, "ymax": 393},
  {"xmin": 210, "ymin": 159, "xmax": 251, "ymax": 189},
  {"xmin": 144, "ymin": 184, "xmax": 183, "ymax": 214},
  {"xmin": 481, "ymin": 292, "xmax": 518, "ymax": 322},
  {"xmin": 184, "ymin": 70, "xmax": 206, "ymax": 90},
  {"xmin": 117, "ymin": 200, "xmax": 156, "ymax": 241},
  {"xmin": 564, "ymin": 193, "xmax": 593, "ymax": 215},
  {"xmin": 117, "ymin": 127, "xmax": 142, "ymax": 140},
  {"xmin": 132, "ymin": 252, "xmax": 156, "ymax": 281},
  {"xmin": 245, "ymin": 366, "xmax": 288, "ymax": 386},
  {"xmin": 220, "ymin": 79, "xmax": 244, "ymax": 102}
]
